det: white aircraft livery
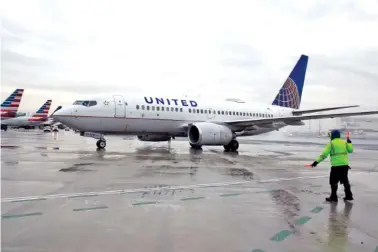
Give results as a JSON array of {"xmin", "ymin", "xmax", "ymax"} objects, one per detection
[{"xmin": 52, "ymin": 55, "xmax": 378, "ymax": 151}]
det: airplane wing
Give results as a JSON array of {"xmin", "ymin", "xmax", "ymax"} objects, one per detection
[
  {"xmin": 224, "ymin": 110, "xmax": 378, "ymax": 128},
  {"xmin": 292, "ymin": 105, "xmax": 359, "ymax": 115}
]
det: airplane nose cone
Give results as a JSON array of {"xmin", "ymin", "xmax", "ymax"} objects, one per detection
[{"xmin": 52, "ymin": 106, "xmax": 72, "ymax": 119}]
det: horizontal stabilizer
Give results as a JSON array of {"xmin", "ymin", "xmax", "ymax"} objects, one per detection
[{"xmin": 292, "ymin": 105, "xmax": 360, "ymax": 115}]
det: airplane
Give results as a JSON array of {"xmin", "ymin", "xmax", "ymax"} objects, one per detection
[
  {"xmin": 51, "ymin": 54, "xmax": 378, "ymax": 151},
  {"xmin": 2, "ymin": 100, "xmax": 52, "ymax": 129},
  {"xmin": 1, "ymin": 88, "xmax": 25, "ymax": 130}
]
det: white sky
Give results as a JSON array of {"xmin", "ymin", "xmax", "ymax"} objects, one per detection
[{"xmin": 1, "ymin": 0, "xmax": 378, "ymax": 114}]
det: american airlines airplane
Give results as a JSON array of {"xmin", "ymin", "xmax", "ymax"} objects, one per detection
[
  {"xmin": 1, "ymin": 89, "xmax": 25, "ymax": 130},
  {"xmin": 2, "ymin": 100, "xmax": 52, "ymax": 130},
  {"xmin": 52, "ymin": 55, "xmax": 378, "ymax": 151}
]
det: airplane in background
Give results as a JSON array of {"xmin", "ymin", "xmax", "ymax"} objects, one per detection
[
  {"xmin": 1, "ymin": 89, "xmax": 25, "ymax": 130},
  {"xmin": 2, "ymin": 100, "xmax": 52, "ymax": 130},
  {"xmin": 52, "ymin": 54, "xmax": 378, "ymax": 151}
]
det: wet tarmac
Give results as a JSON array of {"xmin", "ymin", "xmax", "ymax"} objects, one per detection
[{"xmin": 1, "ymin": 129, "xmax": 378, "ymax": 252}]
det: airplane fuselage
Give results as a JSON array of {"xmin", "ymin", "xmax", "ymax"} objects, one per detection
[
  {"xmin": 1, "ymin": 116, "xmax": 46, "ymax": 127},
  {"xmin": 53, "ymin": 94, "xmax": 293, "ymax": 137}
]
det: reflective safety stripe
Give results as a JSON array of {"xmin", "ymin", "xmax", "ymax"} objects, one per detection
[{"xmin": 330, "ymin": 142, "xmax": 347, "ymax": 157}]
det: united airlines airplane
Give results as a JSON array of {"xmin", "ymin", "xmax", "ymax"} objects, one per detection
[{"xmin": 52, "ymin": 55, "xmax": 378, "ymax": 151}]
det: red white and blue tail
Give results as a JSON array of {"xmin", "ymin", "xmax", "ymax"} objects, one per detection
[
  {"xmin": 28, "ymin": 100, "xmax": 52, "ymax": 122},
  {"xmin": 1, "ymin": 89, "xmax": 24, "ymax": 118}
]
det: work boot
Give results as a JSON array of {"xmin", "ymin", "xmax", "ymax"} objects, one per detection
[
  {"xmin": 326, "ymin": 184, "xmax": 338, "ymax": 202},
  {"xmin": 343, "ymin": 183, "xmax": 354, "ymax": 201}
]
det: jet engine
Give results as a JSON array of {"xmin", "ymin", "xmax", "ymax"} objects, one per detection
[
  {"xmin": 137, "ymin": 135, "xmax": 171, "ymax": 142},
  {"xmin": 188, "ymin": 122, "xmax": 233, "ymax": 145}
]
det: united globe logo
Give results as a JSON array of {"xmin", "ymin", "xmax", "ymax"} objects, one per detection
[{"xmin": 275, "ymin": 77, "xmax": 300, "ymax": 109}]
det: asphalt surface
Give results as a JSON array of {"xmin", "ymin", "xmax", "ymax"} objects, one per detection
[{"xmin": 1, "ymin": 129, "xmax": 378, "ymax": 252}]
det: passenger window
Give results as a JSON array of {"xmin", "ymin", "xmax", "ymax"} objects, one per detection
[
  {"xmin": 221, "ymin": 111, "xmax": 224, "ymax": 115},
  {"xmin": 162, "ymin": 107, "xmax": 165, "ymax": 111},
  {"xmin": 157, "ymin": 107, "xmax": 160, "ymax": 111},
  {"xmin": 180, "ymin": 108, "xmax": 183, "ymax": 112},
  {"xmin": 152, "ymin": 106, "xmax": 155, "ymax": 111},
  {"xmin": 175, "ymin": 107, "xmax": 178, "ymax": 112},
  {"xmin": 166, "ymin": 107, "xmax": 169, "ymax": 111},
  {"xmin": 213, "ymin": 111, "xmax": 216, "ymax": 114},
  {"xmin": 200, "ymin": 109, "xmax": 203, "ymax": 113},
  {"xmin": 142, "ymin": 105, "xmax": 145, "ymax": 110},
  {"xmin": 189, "ymin": 108, "xmax": 191, "ymax": 113},
  {"xmin": 147, "ymin": 106, "xmax": 150, "ymax": 110},
  {"xmin": 136, "ymin": 105, "xmax": 140, "ymax": 109},
  {"xmin": 171, "ymin": 107, "xmax": 174, "ymax": 111},
  {"xmin": 204, "ymin": 110, "xmax": 207, "ymax": 114},
  {"xmin": 218, "ymin": 111, "xmax": 220, "ymax": 114},
  {"xmin": 197, "ymin": 109, "xmax": 199, "ymax": 113}
]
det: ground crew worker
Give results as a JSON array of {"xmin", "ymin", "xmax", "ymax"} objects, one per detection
[{"xmin": 310, "ymin": 129, "xmax": 354, "ymax": 202}]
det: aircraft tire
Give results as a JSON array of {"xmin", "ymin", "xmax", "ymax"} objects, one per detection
[
  {"xmin": 96, "ymin": 140, "xmax": 106, "ymax": 149},
  {"xmin": 223, "ymin": 145, "xmax": 230, "ymax": 151},
  {"xmin": 226, "ymin": 140, "xmax": 239, "ymax": 152},
  {"xmin": 190, "ymin": 143, "xmax": 202, "ymax": 149}
]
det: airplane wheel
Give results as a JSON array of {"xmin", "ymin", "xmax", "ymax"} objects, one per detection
[
  {"xmin": 223, "ymin": 145, "xmax": 230, "ymax": 151},
  {"xmin": 96, "ymin": 140, "xmax": 106, "ymax": 149},
  {"xmin": 190, "ymin": 143, "xmax": 202, "ymax": 149},
  {"xmin": 226, "ymin": 140, "xmax": 239, "ymax": 152}
]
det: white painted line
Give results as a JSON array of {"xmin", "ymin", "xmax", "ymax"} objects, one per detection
[{"xmin": 2, "ymin": 172, "xmax": 366, "ymax": 203}]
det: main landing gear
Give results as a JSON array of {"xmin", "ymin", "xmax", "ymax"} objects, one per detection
[
  {"xmin": 190, "ymin": 143, "xmax": 202, "ymax": 149},
  {"xmin": 223, "ymin": 139, "xmax": 239, "ymax": 152}
]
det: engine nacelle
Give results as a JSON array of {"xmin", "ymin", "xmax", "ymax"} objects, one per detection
[
  {"xmin": 137, "ymin": 135, "xmax": 171, "ymax": 142},
  {"xmin": 188, "ymin": 122, "xmax": 233, "ymax": 145}
]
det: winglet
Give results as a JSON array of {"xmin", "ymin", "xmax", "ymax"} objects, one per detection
[{"xmin": 272, "ymin": 55, "xmax": 308, "ymax": 109}]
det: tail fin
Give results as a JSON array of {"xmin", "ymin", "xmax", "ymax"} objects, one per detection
[
  {"xmin": 272, "ymin": 55, "xmax": 308, "ymax": 109},
  {"xmin": 1, "ymin": 88, "xmax": 24, "ymax": 112},
  {"xmin": 28, "ymin": 100, "xmax": 52, "ymax": 122}
]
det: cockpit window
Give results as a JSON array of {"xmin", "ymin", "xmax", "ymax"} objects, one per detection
[
  {"xmin": 73, "ymin": 100, "xmax": 97, "ymax": 107},
  {"xmin": 89, "ymin": 101, "xmax": 97, "ymax": 106}
]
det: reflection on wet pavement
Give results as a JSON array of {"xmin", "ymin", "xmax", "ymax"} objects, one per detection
[{"xmin": 1, "ymin": 130, "xmax": 378, "ymax": 252}]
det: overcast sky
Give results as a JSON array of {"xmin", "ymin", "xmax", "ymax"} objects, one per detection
[{"xmin": 1, "ymin": 0, "xmax": 378, "ymax": 114}]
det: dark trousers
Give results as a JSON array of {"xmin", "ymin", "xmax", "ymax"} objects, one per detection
[{"xmin": 329, "ymin": 165, "xmax": 353, "ymax": 198}]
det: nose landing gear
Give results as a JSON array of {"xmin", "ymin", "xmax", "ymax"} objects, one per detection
[
  {"xmin": 96, "ymin": 139, "xmax": 106, "ymax": 149},
  {"xmin": 80, "ymin": 132, "xmax": 107, "ymax": 150}
]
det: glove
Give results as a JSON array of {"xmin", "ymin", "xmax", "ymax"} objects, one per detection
[
  {"xmin": 311, "ymin": 161, "xmax": 319, "ymax": 167},
  {"xmin": 347, "ymin": 138, "xmax": 352, "ymax": 143}
]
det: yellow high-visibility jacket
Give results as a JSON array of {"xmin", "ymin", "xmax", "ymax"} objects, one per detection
[{"xmin": 316, "ymin": 138, "xmax": 353, "ymax": 166}]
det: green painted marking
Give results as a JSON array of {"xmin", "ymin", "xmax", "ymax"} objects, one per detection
[
  {"xmin": 220, "ymin": 193, "xmax": 242, "ymax": 197},
  {"xmin": 311, "ymin": 206, "xmax": 323, "ymax": 213},
  {"xmin": 180, "ymin": 196, "xmax": 205, "ymax": 201},
  {"xmin": 270, "ymin": 230, "xmax": 293, "ymax": 242},
  {"xmin": 374, "ymin": 246, "xmax": 378, "ymax": 252},
  {"xmin": 295, "ymin": 216, "xmax": 311, "ymax": 225},
  {"xmin": 68, "ymin": 194, "xmax": 99, "ymax": 198},
  {"xmin": 11, "ymin": 198, "xmax": 46, "ymax": 203},
  {"xmin": 310, "ymin": 185, "xmax": 322, "ymax": 188},
  {"xmin": 132, "ymin": 201, "xmax": 158, "ymax": 206},
  {"xmin": 72, "ymin": 206, "xmax": 108, "ymax": 211},
  {"xmin": 2, "ymin": 212, "xmax": 43, "ymax": 219},
  {"xmin": 252, "ymin": 249, "xmax": 265, "ymax": 252}
]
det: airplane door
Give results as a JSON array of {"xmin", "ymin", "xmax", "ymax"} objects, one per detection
[{"xmin": 113, "ymin": 95, "xmax": 126, "ymax": 118}]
